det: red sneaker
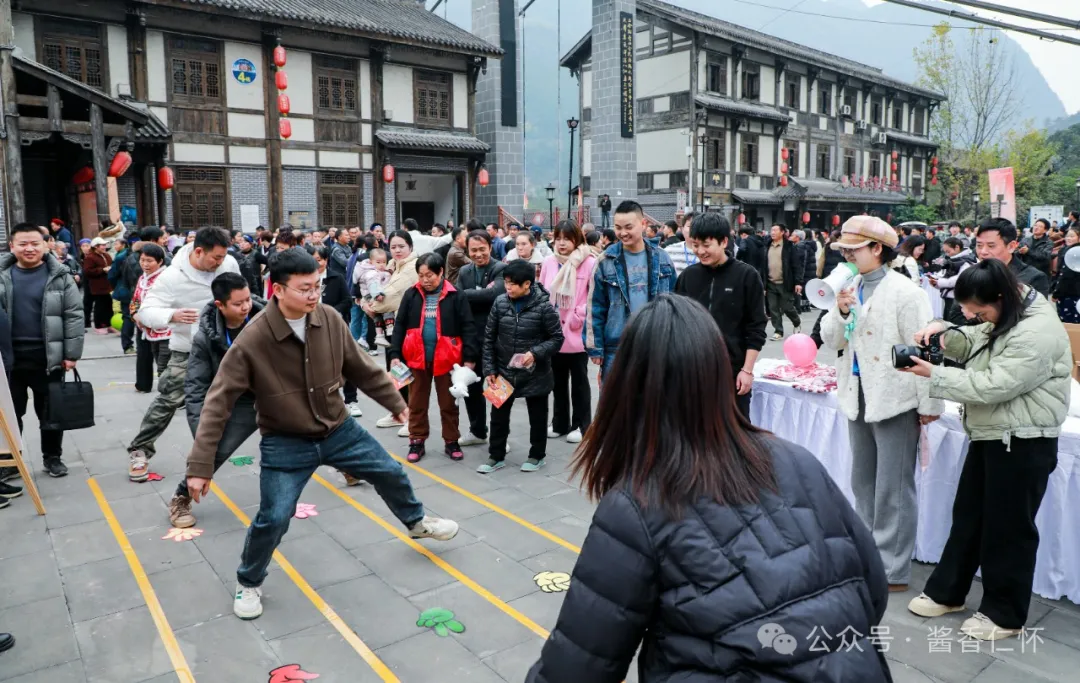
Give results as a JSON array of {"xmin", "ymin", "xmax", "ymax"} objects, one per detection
[
  {"xmin": 444, "ymin": 441, "xmax": 464, "ymax": 461},
  {"xmin": 407, "ymin": 439, "xmax": 426, "ymax": 463}
]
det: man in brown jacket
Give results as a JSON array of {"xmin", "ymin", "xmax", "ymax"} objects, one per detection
[{"xmin": 185, "ymin": 248, "xmax": 458, "ymax": 621}]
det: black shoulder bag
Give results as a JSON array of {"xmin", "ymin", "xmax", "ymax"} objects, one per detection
[{"xmin": 47, "ymin": 369, "xmax": 95, "ymax": 430}]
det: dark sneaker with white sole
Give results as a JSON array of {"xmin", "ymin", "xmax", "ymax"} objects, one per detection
[
  {"xmin": 0, "ymin": 467, "xmax": 19, "ymax": 482},
  {"xmin": 0, "ymin": 481, "xmax": 23, "ymax": 499},
  {"xmin": 43, "ymin": 458, "xmax": 68, "ymax": 478}
]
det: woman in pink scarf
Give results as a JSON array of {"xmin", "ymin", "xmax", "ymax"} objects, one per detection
[{"xmin": 539, "ymin": 220, "xmax": 597, "ymax": 444}]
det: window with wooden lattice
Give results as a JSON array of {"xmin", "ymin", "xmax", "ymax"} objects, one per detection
[
  {"xmin": 169, "ymin": 36, "xmax": 222, "ymax": 104},
  {"xmin": 315, "ymin": 55, "xmax": 358, "ymax": 114},
  {"xmin": 414, "ymin": 70, "xmax": 452, "ymax": 127},
  {"xmin": 175, "ymin": 168, "xmax": 229, "ymax": 230},
  {"xmin": 319, "ymin": 172, "xmax": 361, "ymax": 229},
  {"xmin": 40, "ymin": 19, "xmax": 105, "ymax": 90}
]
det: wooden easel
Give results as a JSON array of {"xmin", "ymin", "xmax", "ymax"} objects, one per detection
[{"xmin": 0, "ymin": 367, "xmax": 45, "ymax": 515}]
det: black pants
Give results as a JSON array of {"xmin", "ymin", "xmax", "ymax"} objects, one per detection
[
  {"xmin": 490, "ymin": 394, "xmax": 548, "ymax": 462},
  {"xmin": 923, "ymin": 437, "xmax": 1057, "ymax": 629},
  {"xmin": 344, "ymin": 381, "xmax": 357, "ymax": 404},
  {"xmin": 10, "ymin": 345, "xmax": 64, "ymax": 459},
  {"xmin": 90, "ymin": 293, "xmax": 112, "ymax": 329},
  {"xmin": 83, "ymin": 287, "xmax": 93, "ymax": 327},
  {"xmin": 135, "ymin": 336, "xmax": 171, "ymax": 392},
  {"xmin": 119, "ymin": 297, "xmax": 135, "ymax": 351},
  {"xmin": 551, "ymin": 352, "xmax": 591, "ymax": 435},
  {"xmin": 735, "ymin": 389, "xmax": 752, "ymax": 421},
  {"xmin": 463, "ymin": 378, "xmax": 488, "ymax": 439},
  {"xmin": 365, "ymin": 314, "xmax": 377, "ymax": 348}
]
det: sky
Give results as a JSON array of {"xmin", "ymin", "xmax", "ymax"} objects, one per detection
[{"xmin": 861, "ymin": 0, "xmax": 1080, "ymax": 113}]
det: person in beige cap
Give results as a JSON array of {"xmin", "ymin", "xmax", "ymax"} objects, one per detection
[
  {"xmin": 819, "ymin": 215, "xmax": 943, "ymax": 592},
  {"xmin": 83, "ymin": 237, "xmax": 114, "ymax": 334}
]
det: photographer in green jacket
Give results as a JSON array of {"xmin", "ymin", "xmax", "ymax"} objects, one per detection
[{"xmin": 899, "ymin": 259, "xmax": 1069, "ymax": 641}]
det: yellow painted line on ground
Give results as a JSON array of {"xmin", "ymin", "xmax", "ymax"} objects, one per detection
[
  {"xmin": 210, "ymin": 482, "xmax": 400, "ymax": 682},
  {"xmin": 87, "ymin": 478, "xmax": 195, "ymax": 683},
  {"xmin": 388, "ymin": 453, "xmax": 582, "ymax": 554},
  {"xmin": 312, "ymin": 473, "xmax": 550, "ymax": 639}
]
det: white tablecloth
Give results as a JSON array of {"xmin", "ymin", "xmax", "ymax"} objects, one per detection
[
  {"xmin": 922, "ymin": 276, "xmax": 944, "ymax": 320},
  {"xmin": 750, "ymin": 378, "xmax": 1080, "ymax": 603}
]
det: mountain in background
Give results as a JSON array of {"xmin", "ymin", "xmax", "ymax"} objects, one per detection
[{"xmin": 429, "ymin": 0, "xmax": 1068, "ymax": 206}]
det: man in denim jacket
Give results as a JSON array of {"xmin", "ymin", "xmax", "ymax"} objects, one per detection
[{"xmin": 585, "ymin": 200, "xmax": 676, "ymax": 376}]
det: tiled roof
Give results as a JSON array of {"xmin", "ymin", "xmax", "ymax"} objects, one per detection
[
  {"xmin": 12, "ymin": 55, "xmax": 149, "ymax": 124},
  {"xmin": 166, "ymin": 0, "xmax": 501, "ymax": 56},
  {"xmin": 127, "ymin": 103, "xmax": 171, "ymax": 142},
  {"xmin": 733, "ymin": 189, "xmax": 785, "ymax": 205},
  {"xmin": 887, "ymin": 130, "xmax": 938, "ymax": 148},
  {"xmin": 790, "ymin": 177, "xmax": 909, "ymax": 203},
  {"xmin": 376, "ymin": 126, "xmax": 489, "ymax": 153},
  {"xmin": 561, "ymin": 0, "xmax": 943, "ymax": 101},
  {"xmin": 695, "ymin": 94, "xmax": 791, "ymax": 124}
]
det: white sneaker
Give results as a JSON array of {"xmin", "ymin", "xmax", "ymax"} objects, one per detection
[
  {"xmin": 376, "ymin": 413, "xmax": 403, "ymax": 428},
  {"xmin": 233, "ymin": 583, "xmax": 263, "ymax": 620},
  {"xmin": 907, "ymin": 593, "xmax": 965, "ymax": 618},
  {"xmin": 547, "ymin": 427, "xmax": 560, "ymax": 439},
  {"xmin": 409, "ymin": 515, "xmax": 459, "ymax": 541},
  {"xmin": 347, "ymin": 402, "xmax": 363, "ymax": 418},
  {"xmin": 960, "ymin": 612, "xmax": 1022, "ymax": 641},
  {"xmin": 459, "ymin": 432, "xmax": 487, "ymax": 447},
  {"xmin": 358, "ymin": 338, "xmax": 370, "ymax": 350},
  {"xmin": 375, "ymin": 333, "xmax": 391, "ymax": 348},
  {"xmin": 566, "ymin": 428, "xmax": 583, "ymax": 443},
  {"xmin": 367, "ymin": 347, "xmax": 381, "ymax": 357},
  {"xmin": 397, "ymin": 424, "xmax": 410, "ymax": 437}
]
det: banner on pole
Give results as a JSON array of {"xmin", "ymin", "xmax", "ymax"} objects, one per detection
[{"xmin": 987, "ymin": 167, "xmax": 1016, "ymax": 225}]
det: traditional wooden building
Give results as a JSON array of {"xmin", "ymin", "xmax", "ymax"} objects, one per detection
[{"xmin": 0, "ymin": 0, "xmax": 501, "ymax": 240}]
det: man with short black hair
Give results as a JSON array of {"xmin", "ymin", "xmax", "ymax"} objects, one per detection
[
  {"xmin": 974, "ymin": 218, "xmax": 1050, "ymax": 296},
  {"xmin": 676, "ymin": 214, "xmax": 767, "ymax": 418},
  {"xmin": 0, "ymin": 223, "xmax": 83, "ymax": 479},
  {"xmin": 327, "ymin": 226, "xmax": 352, "ymax": 280},
  {"xmin": 186, "ymin": 247, "xmax": 458, "ymax": 620},
  {"xmin": 127, "ymin": 227, "xmax": 240, "ymax": 481},
  {"xmin": 446, "ymin": 226, "xmax": 470, "ymax": 285},
  {"xmin": 456, "ymin": 230, "xmax": 507, "ymax": 446},
  {"xmin": 764, "ymin": 224, "xmax": 802, "ymax": 340},
  {"xmin": 587, "ymin": 200, "xmax": 676, "ymax": 375}
]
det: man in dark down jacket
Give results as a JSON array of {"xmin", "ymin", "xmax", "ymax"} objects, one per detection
[
  {"xmin": 478, "ymin": 260, "xmax": 563, "ymax": 474},
  {"xmin": 764, "ymin": 224, "xmax": 803, "ymax": 340},
  {"xmin": 455, "ymin": 230, "xmax": 507, "ymax": 447},
  {"xmin": 0, "ymin": 223, "xmax": 83, "ymax": 479},
  {"xmin": 168, "ymin": 273, "xmax": 263, "ymax": 528},
  {"xmin": 526, "ymin": 438, "xmax": 891, "ymax": 683}
]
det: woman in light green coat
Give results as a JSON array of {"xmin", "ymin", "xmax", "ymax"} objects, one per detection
[{"xmin": 899, "ymin": 259, "xmax": 1069, "ymax": 642}]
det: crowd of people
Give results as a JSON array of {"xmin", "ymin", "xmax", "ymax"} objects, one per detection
[{"xmin": 0, "ymin": 200, "xmax": 1077, "ymax": 678}]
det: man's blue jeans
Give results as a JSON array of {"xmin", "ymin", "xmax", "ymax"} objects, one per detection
[
  {"xmin": 349, "ymin": 302, "xmax": 366, "ymax": 341},
  {"xmin": 236, "ymin": 419, "xmax": 425, "ymax": 588}
]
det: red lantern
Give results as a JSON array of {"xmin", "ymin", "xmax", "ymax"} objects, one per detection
[
  {"xmin": 931, "ymin": 177, "xmax": 938, "ymax": 186},
  {"xmin": 890, "ymin": 162, "xmax": 898, "ymax": 172},
  {"xmin": 275, "ymin": 71, "xmax": 288, "ymax": 91},
  {"xmin": 277, "ymin": 94, "xmax": 291, "ymax": 115},
  {"xmin": 931, "ymin": 165, "xmax": 938, "ymax": 176},
  {"xmin": 781, "ymin": 148, "xmax": 790, "ymax": 161},
  {"xmin": 780, "ymin": 162, "xmax": 789, "ymax": 174},
  {"xmin": 801, "ymin": 211, "xmax": 810, "ymax": 225},
  {"xmin": 891, "ymin": 173, "xmax": 898, "ymax": 182},
  {"xmin": 779, "ymin": 176, "xmax": 788, "ymax": 187},
  {"xmin": 930, "ymin": 156, "xmax": 938, "ymax": 166},
  {"xmin": 737, "ymin": 213, "xmax": 746, "ymax": 225},
  {"xmin": 108, "ymin": 151, "xmax": 132, "ymax": 178},
  {"xmin": 157, "ymin": 166, "xmax": 174, "ymax": 191},
  {"xmin": 278, "ymin": 119, "xmax": 292, "ymax": 139},
  {"xmin": 832, "ymin": 214, "xmax": 841, "ymax": 227},
  {"xmin": 273, "ymin": 46, "xmax": 287, "ymax": 68},
  {"xmin": 72, "ymin": 167, "xmax": 94, "ymax": 185},
  {"xmin": 383, "ymin": 164, "xmax": 395, "ymax": 183},
  {"xmin": 478, "ymin": 167, "xmax": 489, "ymax": 187},
  {"xmin": 891, "ymin": 150, "xmax": 899, "ymax": 161}
]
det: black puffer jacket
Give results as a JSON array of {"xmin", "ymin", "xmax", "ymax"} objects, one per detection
[
  {"xmin": 184, "ymin": 297, "xmax": 266, "ymax": 431},
  {"xmin": 797, "ymin": 239, "xmax": 818, "ymax": 285},
  {"xmin": 527, "ymin": 437, "xmax": 891, "ymax": 683},
  {"xmin": 482, "ymin": 285, "xmax": 564, "ymax": 397},
  {"xmin": 1053, "ymin": 244, "xmax": 1080, "ymax": 300}
]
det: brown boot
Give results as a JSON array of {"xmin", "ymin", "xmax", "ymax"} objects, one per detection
[{"xmin": 169, "ymin": 494, "xmax": 196, "ymax": 528}]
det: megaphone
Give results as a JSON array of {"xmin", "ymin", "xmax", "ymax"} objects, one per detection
[{"xmin": 806, "ymin": 262, "xmax": 859, "ymax": 310}]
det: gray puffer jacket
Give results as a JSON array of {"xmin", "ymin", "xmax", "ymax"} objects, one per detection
[
  {"xmin": 184, "ymin": 297, "xmax": 266, "ymax": 431},
  {"xmin": 0, "ymin": 253, "xmax": 84, "ymax": 372}
]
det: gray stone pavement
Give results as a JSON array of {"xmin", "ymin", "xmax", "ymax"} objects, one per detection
[{"xmin": 0, "ymin": 322, "xmax": 1078, "ymax": 682}]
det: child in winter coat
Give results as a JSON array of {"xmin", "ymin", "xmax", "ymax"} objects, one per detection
[{"xmin": 356, "ymin": 248, "xmax": 395, "ymax": 346}]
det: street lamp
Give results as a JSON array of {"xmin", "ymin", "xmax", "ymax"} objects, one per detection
[
  {"xmin": 567, "ymin": 118, "xmax": 579, "ymax": 215},
  {"xmin": 698, "ymin": 133, "xmax": 709, "ymax": 212},
  {"xmin": 545, "ymin": 183, "xmax": 557, "ymax": 229},
  {"xmin": 972, "ymin": 190, "xmax": 980, "ymax": 223},
  {"xmin": 1075, "ymin": 178, "xmax": 1080, "ymax": 210}
]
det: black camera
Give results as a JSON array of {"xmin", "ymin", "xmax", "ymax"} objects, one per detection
[{"xmin": 892, "ymin": 333, "xmax": 945, "ymax": 369}]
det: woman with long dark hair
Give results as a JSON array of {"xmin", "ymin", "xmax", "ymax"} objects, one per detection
[
  {"xmin": 902, "ymin": 259, "xmax": 1069, "ymax": 640},
  {"xmin": 526, "ymin": 294, "xmax": 890, "ymax": 683},
  {"xmin": 539, "ymin": 220, "xmax": 596, "ymax": 443},
  {"xmin": 1051, "ymin": 228, "xmax": 1080, "ymax": 323}
]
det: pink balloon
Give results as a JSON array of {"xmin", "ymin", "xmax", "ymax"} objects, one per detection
[{"xmin": 783, "ymin": 333, "xmax": 818, "ymax": 368}]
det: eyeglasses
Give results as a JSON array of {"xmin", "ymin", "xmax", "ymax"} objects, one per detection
[{"xmin": 282, "ymin": 284, "xmax": 320, "ymax": 299}]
